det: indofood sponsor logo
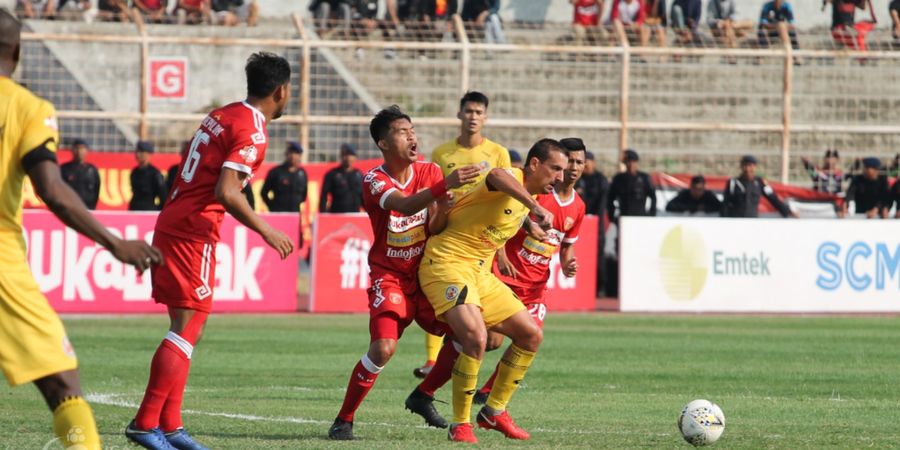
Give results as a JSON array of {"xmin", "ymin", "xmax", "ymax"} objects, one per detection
[{"xmin": 659, "ymin": 225, "xmax": 708, "ymax": 301}]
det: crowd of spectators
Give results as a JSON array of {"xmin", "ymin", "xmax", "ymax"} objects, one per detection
[{"xmin": 15, "ymin": 0, "xmax": 258, "ymax": 25}]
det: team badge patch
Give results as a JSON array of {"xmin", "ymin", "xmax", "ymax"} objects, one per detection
[
  {"xmin": 371, "ymin": 178, "xmax": 386, "ymax": 195},
  {"xmin": 239, "ymin": 145, "xmax": 258, "ymax": 163},
  {"xmin": 389, "ymin": 292, "xmax": 403, "ymax": 305},
  {"xmin": 444, "ymin": 285, "xmax": 460, "ymax": 301},
  {"xmin": 564, "ymin": 217, "xmax": 575, "ymax": 231}
]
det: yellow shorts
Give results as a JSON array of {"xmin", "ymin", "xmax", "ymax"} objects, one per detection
[
  {"xmin": 0, "ymin": 263, "xmax": 77, "ymax": 386},
  {"xmin": 419, "ymin": 258, "xmax": 525, "ymax": 328}
]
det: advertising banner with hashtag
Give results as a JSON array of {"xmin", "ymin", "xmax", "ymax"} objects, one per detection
[{"xmin": 309, "ymin": 213, "xmax": 599, "ymax": 313}]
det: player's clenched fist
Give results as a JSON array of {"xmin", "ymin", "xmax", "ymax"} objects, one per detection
[
  {"xmin": 112, "ymin": 240, "xmax": 163, "ymax": 273},
  {"xmin": 562, "ymin": 257, "xmax": 578, "ymax": 278},
  {"xmin": 444, "ymin": 165, "xmax": 481, "ymax": 189},
  {"xmin": 530, "ymin": 204, "xmax": 554, "ymax": 231},
  {"xmin": 263, "ymin": 227, "xmax": 294, "ymax": 259}
]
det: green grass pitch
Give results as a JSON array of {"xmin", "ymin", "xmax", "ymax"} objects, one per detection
[{"xmin": 2, "ymin": 314, "xmax": 899, "ymax": 449}]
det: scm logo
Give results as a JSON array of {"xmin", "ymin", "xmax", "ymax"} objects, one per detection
[{"xmin": 816, "ymin": 242, "xmax": 900, "ymax": 291}]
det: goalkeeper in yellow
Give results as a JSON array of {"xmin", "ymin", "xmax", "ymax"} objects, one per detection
[
  {"xmin": 1, "ymin": 9, "xmax": 161, "ymax": 449},
  {"xmin": 418, "ymin": 138, "xmax": 566, "ymax": 443}
]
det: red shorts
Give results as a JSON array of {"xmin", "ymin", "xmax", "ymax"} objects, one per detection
[
  {"xmin": 151, "ymin": 231, "xmax": 216, "ymax": 313},
  {"xmin": 368, "ymin": 272, "xmax": 448, "ymax": 342},
  {"xmin": 508, "ymin": 284, "xmax": 548, "ymax": 327}
]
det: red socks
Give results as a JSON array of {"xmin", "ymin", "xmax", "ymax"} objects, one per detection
[
  {"xmin": 337, "ymin": 355, "xmax": 383, "ymax": 422},
  {"xmin": 418, "ymin": 340, "xmax": 459, "ymax": 397}
]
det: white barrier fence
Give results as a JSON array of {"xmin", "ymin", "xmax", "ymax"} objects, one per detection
[{"xmin": 619, "ymin": 217, "xmax": 900, "ymax": 313}]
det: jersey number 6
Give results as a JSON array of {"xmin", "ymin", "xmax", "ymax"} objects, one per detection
[{"xmin": 181, "ymin": 129, "xmax": 210, "ymax": 183}]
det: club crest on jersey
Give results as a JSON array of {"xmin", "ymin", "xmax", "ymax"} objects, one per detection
[
  {"xmin": 370, "ymin": 178, "xmax": 386, "ymax": 195},
  {"xmin": 389, "ymin": 292, "xmax": 403, "ymax": 305},
  {"xmin": 564, "ymin": 217, "xmax": 575, "ymax": 231},
  {"xmin": 444, "ymin": 285, "xmax": 459, "ymax": 301},
  {"xmin": 239, "ymin": 145, "xmax": 258, "ymax": 163}
]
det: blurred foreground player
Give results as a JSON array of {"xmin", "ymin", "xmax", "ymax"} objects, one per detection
[
  {"xmin": 328, "ymin": 106, "xmax": 480, "ymax": 440},
  {"xmin": 0, "ymin": 9, "xmax": 161, "ymax": 450},
  {"xmin": 127, "ymin": 52, "xmax": 295, "ymax": 450}
]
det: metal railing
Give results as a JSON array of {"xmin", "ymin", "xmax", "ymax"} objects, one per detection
[{"xmin": 18, "ymin": 14, "xmax": 900, "ymax": 183}]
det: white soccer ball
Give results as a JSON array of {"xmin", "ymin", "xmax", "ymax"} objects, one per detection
[{"xmin": 677, "ymin": 399, "xmax": 725, "ymax": 446}]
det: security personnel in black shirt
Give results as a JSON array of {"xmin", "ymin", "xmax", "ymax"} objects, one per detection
[
  {"xmin": 607, "ymin": 149, "xmax": 656, "ymax": 224},
  {"xmin": 320, "ymin": 143, "xmax": 363, "ymax": 213},
  {"xmin": 60, "ymin": 138, "xmax": 101, "ymax": 209},
  {"xmin": 576, "ymin": 150, "xmax": 610, "ymax": 218},
  {"xmin": 845, "ymin": 157, "xmax": 889, "ymax": 218},
  {"xmin": 262, "ymin": 142, "xmax": 308, "ymax": 212},
  {"xmin": 129, "ymin": 140, "xmax": 167, "ymax": 211},
  {"xmin": 666, "ymin": 175, "xmax": 721, "ymax": 215},
  {"xmin": 721, "ymin": 155, "xmax": 794, "ymax": 218}
]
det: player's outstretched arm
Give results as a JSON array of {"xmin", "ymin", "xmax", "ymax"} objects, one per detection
[
  {"xmin": 485, "ymin": 168, "xmax": 554, "ymax": 229},
  {"xmin": 382, "ymin": 165, "xmax": 480, "ymax": 216},
  {"xmin": 216, "ymin": 167, "xmax": 294, "ymax": 259},
  {"xmin": 28, "ymin": 160, "xmax": 162, "ymax": 272}
]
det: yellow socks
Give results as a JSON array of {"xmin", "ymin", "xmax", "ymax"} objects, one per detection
[
  {"xmin": 53, "ymin": 396, "xmax": 101, "ymax": 450},
  {"xmin": 486, "ymin": 344, "xmax": 536, "ymax": 412},
  {"xmin": 451, "ymin": 352, "xmax": 482, "ymax": 424},
  {"xmin": 424, "ymin": 333, "xmax": 442, "ymax": 363}
]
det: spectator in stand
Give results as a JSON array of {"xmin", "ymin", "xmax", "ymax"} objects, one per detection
[
  {"xmin": 758, "ymin": 0, "xmax": 801, "ymax": 57},
  {"xmin": 97, "ymin": 0, "xmax": 129, "ymax": 22},
  {"xmin": 174, "ymin": 0, "xmax": 211, "ymax": 24},
  {"xmin": 826, "ymin": 0, "xmax": 875, "ymax": 53},
  {"xmin": 262, "ymin": 142, "xmax": 309, "ymax": 213},
  {"xmin": 887, "ymin": 176, "xmax": 900, "ymax": 218},
  {"xmin": 607, "ymin": 149, "xmax": 655, "ymax": 223},
  {"xmin": 721, "ymin": 154, "xmax": 795, "ymax": 218},
  {"xmin": 845, "ymin": 157, "xmax": 889, "ymax": 218},
  {"xmin": 128, "ymin": 140, "xmax": 167, "ymax": 211},
  {"xmin": 310, "ymin": 0, "xmax": 353, "ymax": 36},
  {"xmin": 55, "ymin": 0, "xmax": 90, "ymax": 20},
  {"xmin": 60, "ymin": 139, "xmax": 100, "ymax": 210},
  {"xmin": 707, "ymin": 0, "xmax": 754, "ymax": 51},
  {"xmin": 133, "ymin": 0, "xmax": 167, "ymax": 23},
  {"xmin": 665, "ymin": 175, "xmax": 721, "ymax": 215},
  {"xmin": 509, "ymin": 148, "xmax": 523, "ymax": 169},
  {"xmin": 670, "ymin": 0, "xmax": 702, "ymax": 46},
  {"xmin": 801, "ymin": 149, "xmax": 845, "ymax": 194},
  {"xmin": 320, "ymin": 144, "xmax": 363, "ymax": 213},
  {"xmin": 642, "ymin": 0, "xmax": 667, "ymax": 49},
  {"xmin": 892, "ymin": 0, "xmax": 900, "ymax": 40},
  {"xmin": 16, "ymin": 0, "xmax": 55, "ymax": 18},
  {"xmin": 571, "ymin": 0, "xmax": 603, "ymax": 46},
  {"xmin": 420, "ymin": 0, "xmax": 459, "ymax": 43},
  {"xmin": 608, "ymin": 0, "xmax": 645, "ymax": 44},
  {"xmin": 213, "ymin": 0, "xmax": 258, "ymax": 26},
  {"xmin": 462, "ymin": 0, "xmax": 506, "ymax": 45}
]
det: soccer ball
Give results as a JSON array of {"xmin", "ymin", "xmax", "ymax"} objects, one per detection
[{"xmin": 677, "ymin": 399, "xmax": 725, "ymax": 446}]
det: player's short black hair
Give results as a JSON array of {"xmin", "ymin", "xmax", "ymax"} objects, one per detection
[
  {"xmin": 370, "ymin": 105, "xmax": 411, "ymax": 144},
  {"xmin": 690, "ymin": 175, "xmax": 705, "ymax": 186},
  {"xmin": 245, "ymin": 52, "xmax": 291, "ymax": 98},
  {"xmin": 559, "ymin": 137, "xmax": 586, "ymax": 154},
  {"xmin": 459, "ymin": 91, "xmax": 489, "ymax": 111},
  {"xmin": 525, "ymin": 138, "xmax": 565, "ymax": 167}
]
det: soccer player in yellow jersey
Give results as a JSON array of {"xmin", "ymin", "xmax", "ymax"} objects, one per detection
[
  {"xmin": 419, "ymin": 138, "xmax": 567, "ymax": 443},
  {"xmin": 0, "ymin": 10, "xmax": 161, "ymax": 450},
  {"xmin": 413, "ymin": 91, "xmax": 510, "ymax": 379}
]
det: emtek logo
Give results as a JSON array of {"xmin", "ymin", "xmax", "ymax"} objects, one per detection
[
  {"xmin": 659, "ymin": 226, "xmax": 707, "ymax": 301},
  {"xmin": 816, "ymin": 242, "xmax": 900, "ymax": 291}
]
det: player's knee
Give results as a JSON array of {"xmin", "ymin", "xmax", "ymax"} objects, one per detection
[
  {"xmin": 368, "ymin": 339, "xmax": 397, "ymax": 366},
  {"xmin": 516, "ymin": 323, "xmax": 543, "ymax": 353},
  {"xmin": 459, "ymin": 328, "xmax": 486, "ymax": 359}
]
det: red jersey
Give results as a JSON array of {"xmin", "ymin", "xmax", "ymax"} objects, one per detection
[
  {"xmin": 494, "ymin": 189, "xmax": 585, "ymax": 292},
  {"xmin": 573, "ymin": 0, "xmax": 601, "ymax": 26},
  {"xmin": 362, "ymin": 161, "xmax": 443, "ymax": 277},
  {"xmin": 156, "ymin": 101, "xmax": 268, "ymax": 242}
]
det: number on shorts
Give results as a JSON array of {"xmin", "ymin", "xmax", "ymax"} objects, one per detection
[
  {"xmin": 528, "ymin": 303, "xmax": 547, "ymax": 322},
  {"xmin": 181, "ymin": 129, "xmax": 210, "ymax": 183}
]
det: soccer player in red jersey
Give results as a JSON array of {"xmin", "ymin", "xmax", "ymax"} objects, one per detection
[
  {"xmin": 126, "ymin": 52, "xmax": 295, "ymax": 450},
  {"xmin": 473, "ymin": 137, "xmax": 586, "ymax": 404},
  {"xmin": 328, "ymin": 106, "xmax": 480, "ymax": 441}
]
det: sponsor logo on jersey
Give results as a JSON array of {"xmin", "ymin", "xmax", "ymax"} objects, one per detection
[
  {"xmin": 388, "ymin": 210, "xmax": 427, "ymax": 232},
  {"xmin": 239, "ymin": 145, "xmax": 258, "ymax": 163},
  {"xmin": 386, "ymin": 245, "xmax": 423, "ymax": 261},
  {"xmin": 518, "ymin": 247, "xmax": 552, "ymax": 266},
  {"xmin": 387, "ymin": 227, "xmax": 426, "ymax": 247},
  {"xmin": 370, "ymin": 178, "xmax": 386, "ymax": 195},
  {"xmin": 389, "ymin": 292, "xmax": 403, "ymax": 305},
  {"xmin": 364, "ymin": 172, "xmax": 377, "ymax": 183},
  {"xmin": 44, "ymin": 116, "xmax": 58, "ymax": 131},
  {"xmin": 445, "ymin": 285, "xmax": 459, "ymax": 301}
]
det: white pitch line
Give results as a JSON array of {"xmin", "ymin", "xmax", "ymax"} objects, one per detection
[{"xmin": 86, "ymin": 392, "xmax": 609, "ymax": 435}]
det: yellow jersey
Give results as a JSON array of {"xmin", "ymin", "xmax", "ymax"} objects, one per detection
[
  {"xmin": 423, "ymin": 168, "xmax": 531, "ymax": 265},
  {"xmin": 0, "ymin": 77, "xmax": 59, "ymax": 263},
  {"xmin": 431, "ymin": 136, "xmax": 510, "ymax": 196}
]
